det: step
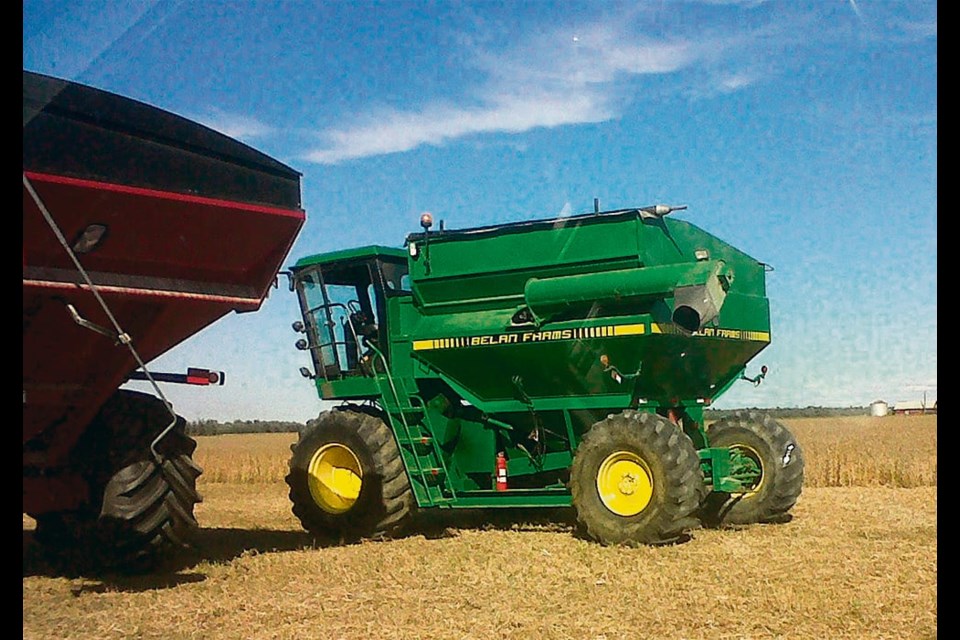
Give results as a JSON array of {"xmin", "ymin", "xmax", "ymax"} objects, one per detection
[
  {"xmin": 409, "ymin": 467, "xmax": 446, "ymax": 485},
  {"xmin": 396, "ymin": 435, "xmax": 433, "ymax": 446}
]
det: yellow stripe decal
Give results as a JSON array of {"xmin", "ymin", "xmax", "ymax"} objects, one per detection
[
  {"xmin": 412, "ymin": 322, "xmax": 767, "ymax": 350},
  {"xmin": 613, "ymin": 324, "xmax": 645, "ymax": 336}
]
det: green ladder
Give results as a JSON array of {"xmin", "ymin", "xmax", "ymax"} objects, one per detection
[{"xmin": 368, "ymin": 350, "xmax": 455, "ymax": 507}]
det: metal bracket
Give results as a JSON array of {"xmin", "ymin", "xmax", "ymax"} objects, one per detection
[
  {"xmin": 66, "ymin": 304, "xmax": 131, "ymax": 345},
  {"xmin": 511, "ymin": 376, "xmax": 549, "ymax": 458},
  {"xmin": 740, "ymin": 365, "xmax": 768, "ymax": 386}
]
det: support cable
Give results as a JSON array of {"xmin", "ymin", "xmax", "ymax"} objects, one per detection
[{"xmin": 23, "ymin": 172, "xmax": 178, "ymax": 460}]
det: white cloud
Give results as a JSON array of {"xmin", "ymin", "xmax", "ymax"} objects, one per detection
[
  {"xmin": 902, "ymin": 19, "xmax": 937, "ymax": 39},
  {"xmin": 840, "ymin": 6, "xmax": 937, "ymax": 45},
  {"xmin": 480, "ymin": 25, "xmax": 697, "ymax": 87},
  {"xmin": 680, "ymin": 67, "xmax": 762, "ymax": 100},
  {"xmin": 302, "ymin": 7, "xmax": 840, "ymax": 164},
  {"xmin": 719, "ymin": 72, "xmax": 757, "ymax": 92},
  {"xmin": 304, "ymin": 93, "xmax": 609, "ymax": 164},
  {"xmin": 302, "ymin": 21, "xmax": 706, "ymax": 165},
  {"xmin": 195, "ymin": 108, "xmax": 274, "ymax": 140}
]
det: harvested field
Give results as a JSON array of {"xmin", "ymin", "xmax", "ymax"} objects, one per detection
[
  {"xmin": 24, "ymin": 415, "xmax": 937, "ymax": 639},
  {"xmin": 191, "ymin": 415, "xmax": 938, "ymax": 488}
]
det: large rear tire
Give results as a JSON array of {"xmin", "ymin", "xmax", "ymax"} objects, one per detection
[
  {"xmin": 33, "ymin": 390, "xmax": 203, "ymax": 571},
  {"xmin": 700, "ymin": 410, "xmax": 804, "ymax": 527},
  {"xmin": 286, "ymin": 408, "xmax": 415, "ymax": 542},
  {"xmin": 570, "ymin": 411, "xmax": 703, "ymax": 546}
]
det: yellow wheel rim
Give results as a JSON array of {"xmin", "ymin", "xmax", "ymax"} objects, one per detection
[
  {"xmin": 731, "ymin": 444, "xmax": 765, "ymax": 494},
  {"xmin": 307, "ymin": 443, "xmax": 363, "ymax": 514},
  {"xmin": 596, "ymin": 451, "xmax": 653, "ymax": 516}
]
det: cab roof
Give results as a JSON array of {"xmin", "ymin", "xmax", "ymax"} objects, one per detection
[{"xmin": 291, "ymin": 244, "xmax": 406, "ymax": 270}]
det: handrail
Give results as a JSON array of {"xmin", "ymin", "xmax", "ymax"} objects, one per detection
[
  {"xmin": 364, "ymin": 342, "xmax": 456, "ymax": 503},
  {"xmin": 304, "ymin": 301, "xmax": 365, "ymax": 376}
]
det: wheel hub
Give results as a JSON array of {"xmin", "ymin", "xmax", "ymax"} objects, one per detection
[
  {"xmin": 729, "ymin": 444, "xmax": 764, "ymax": 494},
  {"xmin": 597, "ymin": 451, "xmax": 653, "ymax": 516},
  {"xmin": 307, "ymin": 443, "xmax": 363, "ymax": 514}
]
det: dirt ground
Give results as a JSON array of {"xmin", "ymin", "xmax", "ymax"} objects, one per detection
[{"xmin": 23, "ymin": 483, "xmax": 936, "ymax": 640}]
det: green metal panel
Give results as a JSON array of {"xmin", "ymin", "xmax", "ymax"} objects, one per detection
[
  {"xmin": 407, "ymin": 317, "xmax": 767, "ymax": 408},
  {"xmin": 318, "ymin": 376, "xmax": 380, "ymax": 400},
  {"xmin": 406, "ymin": 212, "xmax": 643, "ymax": 312},
  {"xmin": 445, "ymin": 490, "xmax": 572, "ymax": 508},
  {"xmin": 292, "ymin": 245, "xmax": 407, "ymax": 269},
  {"xmin": 394, "ymin": 208, "xmax": 770, "ymax": 411}
]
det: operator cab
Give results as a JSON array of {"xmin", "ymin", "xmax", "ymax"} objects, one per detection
[{"xmin": 291, "ymin": 246, "xmax": 409, "ymax": 381}]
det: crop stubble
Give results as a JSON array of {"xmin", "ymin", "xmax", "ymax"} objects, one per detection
[{"xmin": 24, "ymin": 415, "xmax": 937, "ymax": 639}]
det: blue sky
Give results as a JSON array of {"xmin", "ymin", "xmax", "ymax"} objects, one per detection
[{"xmin": 24, "ymin": 0, "xmax": 937, "ymax": 422}]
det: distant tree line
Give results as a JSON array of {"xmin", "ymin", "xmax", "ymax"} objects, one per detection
[
  {"xmin": 704, "ymin": 406, "xmax": 868, "ymax": 420},
  {"xmin": 186, "ymin": 419, "xmax": 303, "ymax": 436},
  {"xmin": 188, "ymin": 406, "xmax": 869, "ymax": 435}
]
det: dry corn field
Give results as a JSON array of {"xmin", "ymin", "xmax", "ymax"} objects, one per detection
[
  {"xmin": 190, "ymin": 415, "xmax": 938, "ymax": 488},
  {"xmin": 24, "ymin": 414, "xmax": 937, "ymax": 640}
]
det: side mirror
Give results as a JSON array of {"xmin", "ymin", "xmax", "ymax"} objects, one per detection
[{"xmin": 279, "ymin": 270, "xmax": 295, "ymax": 292}]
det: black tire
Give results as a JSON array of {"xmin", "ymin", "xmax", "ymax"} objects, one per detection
[
  {"xmin": 286, "ymin": 408, "xmax": 415, "ymax": 542},
  {"xmin": 34, "ymin": 390, "xmax": 203, "ymax": 571},
  {"xmin": 700, "ymin": 410, "xmax": 804, "ymax": 527},
  {"xmin": 570, "ymin": 410, "xmax": 704, "ymax": 546}
]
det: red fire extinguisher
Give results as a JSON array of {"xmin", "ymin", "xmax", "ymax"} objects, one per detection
[{"xmin": 495, "ymin": 452, "xmax": 508, "ymax": 491}]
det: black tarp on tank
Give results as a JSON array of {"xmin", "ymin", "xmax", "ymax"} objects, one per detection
[{"xmin": 23, "ymin": 69, "xmax": 301, "ymax": 210}]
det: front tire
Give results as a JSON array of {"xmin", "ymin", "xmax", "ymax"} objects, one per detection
[
  {"xmin": 286, "ymin": 408, "xmax": 415, "ymax": 542},
  {"xmin": 570, "ymin": 411, "xmax": 703, "ymax": 546},
  {"xmin": 33, "ymin": 390, "xmax": 203, "ymax": 571},
  {"xmin": 700, "ymin": 410, "xmax": 804, "ymax": 527}
]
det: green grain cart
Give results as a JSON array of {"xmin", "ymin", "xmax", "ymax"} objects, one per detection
[{"xmin": 284, "ymin": 204, "xmax": 803, "ymax": 545}]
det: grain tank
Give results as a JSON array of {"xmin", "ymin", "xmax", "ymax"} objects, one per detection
[
  {"xmin": 23, "ymin": 70, "xmax": 305, "ymax": 569},
  {"xmin": 285, "ymin": 204, "xmax": 803, "ymax": 545}
]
